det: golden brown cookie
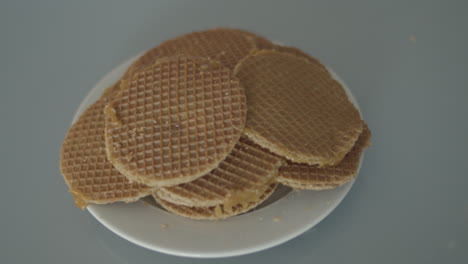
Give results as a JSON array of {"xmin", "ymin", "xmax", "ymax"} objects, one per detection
[
  {"xmin": 122, "ymin": 28, "xmax": 259, "ymax": 80},
  {"xmin": 154, "ymin": 183, "xmax": 278, "ymax": 220},
  {"xmin": 60, "ymin": 91, "xmax": 151, "ymax": 209},
  {"xmin": 156, "ymin": 136, "xmax": 282, "ymax": 207},
  {"xmin": 277, "ymin": 124, "xmax": 371, "ymax": 190},
  {"xmin": 234, "ymin": 50, "xmax": 363, "ymax": 166},
  {"xmin": 104, "ymin": 56, "xmax": 247, "ymax": 187}
]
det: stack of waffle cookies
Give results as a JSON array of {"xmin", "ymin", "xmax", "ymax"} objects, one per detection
[{"xmin": 60, "ymin": 28, "xmax": 371, "ymax": 220}]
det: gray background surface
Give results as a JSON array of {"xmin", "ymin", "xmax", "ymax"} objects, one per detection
[{"xmin": 2, "ymin": 0, "xmax": 467, "ymax": 263}]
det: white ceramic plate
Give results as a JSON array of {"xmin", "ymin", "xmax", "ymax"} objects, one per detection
[{"xmin": 72, "ymin": 52, "xmax": 363, "ymax": 258}]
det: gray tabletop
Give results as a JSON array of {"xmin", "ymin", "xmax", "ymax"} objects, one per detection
[{"xmin": 2, "ymin": 0, "xmax": 468, "ymax": 263}]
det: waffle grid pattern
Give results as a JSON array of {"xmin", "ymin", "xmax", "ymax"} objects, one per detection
[
  {"xmin": 154, "ymin": 183, "xmax": 278, "ymax": 220},
  {"xmin": 123, "ymin": 28, "xmax": 257, "ymax": 80},
  {"xmin": 59, "ymin": 28, "xmax": 372, "ymax": 214},
  {"xmin": 278, "ymin": 125, "xmax": 371, "ymax": 189},
  {"xmin": 105, "ymin": 56, "xmax": 246, "ymax": 187},
  {"xmin": 157, "ymin": 136, "xmax": 282, "ymax": 206},
  {"xmin": 234, "ymin": 50, "xmax": 363, "ymax": 166},
  {"xmin": 60, "ymin": 99, "xmax": 151, "ymax": 207}
]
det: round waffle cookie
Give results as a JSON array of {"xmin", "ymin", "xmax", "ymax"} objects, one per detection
[
  {"xmin": 122, "ymin": 28, "xmax": 260, "ymax": 80},
  {"xmin": 154, "ymin": 183, "xmax": 278, "ymax": 220},
  {"xmin": 234, "ymin": 50, "xmax": 363, "ymax": 167},
  {"xmin": 277, "ymin": 124, "xmax": 371, "ymax": 190},
  {"xmin": 104, "ymin": 56, "xmax": 247, "ymax": 187},
  {"xmin": 60, "ymin": 92, "xmax": 151, "ymax": 209},
  {"xmin": 155, "ymin": 136, "xmax": 282, "ymax": 207}
]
